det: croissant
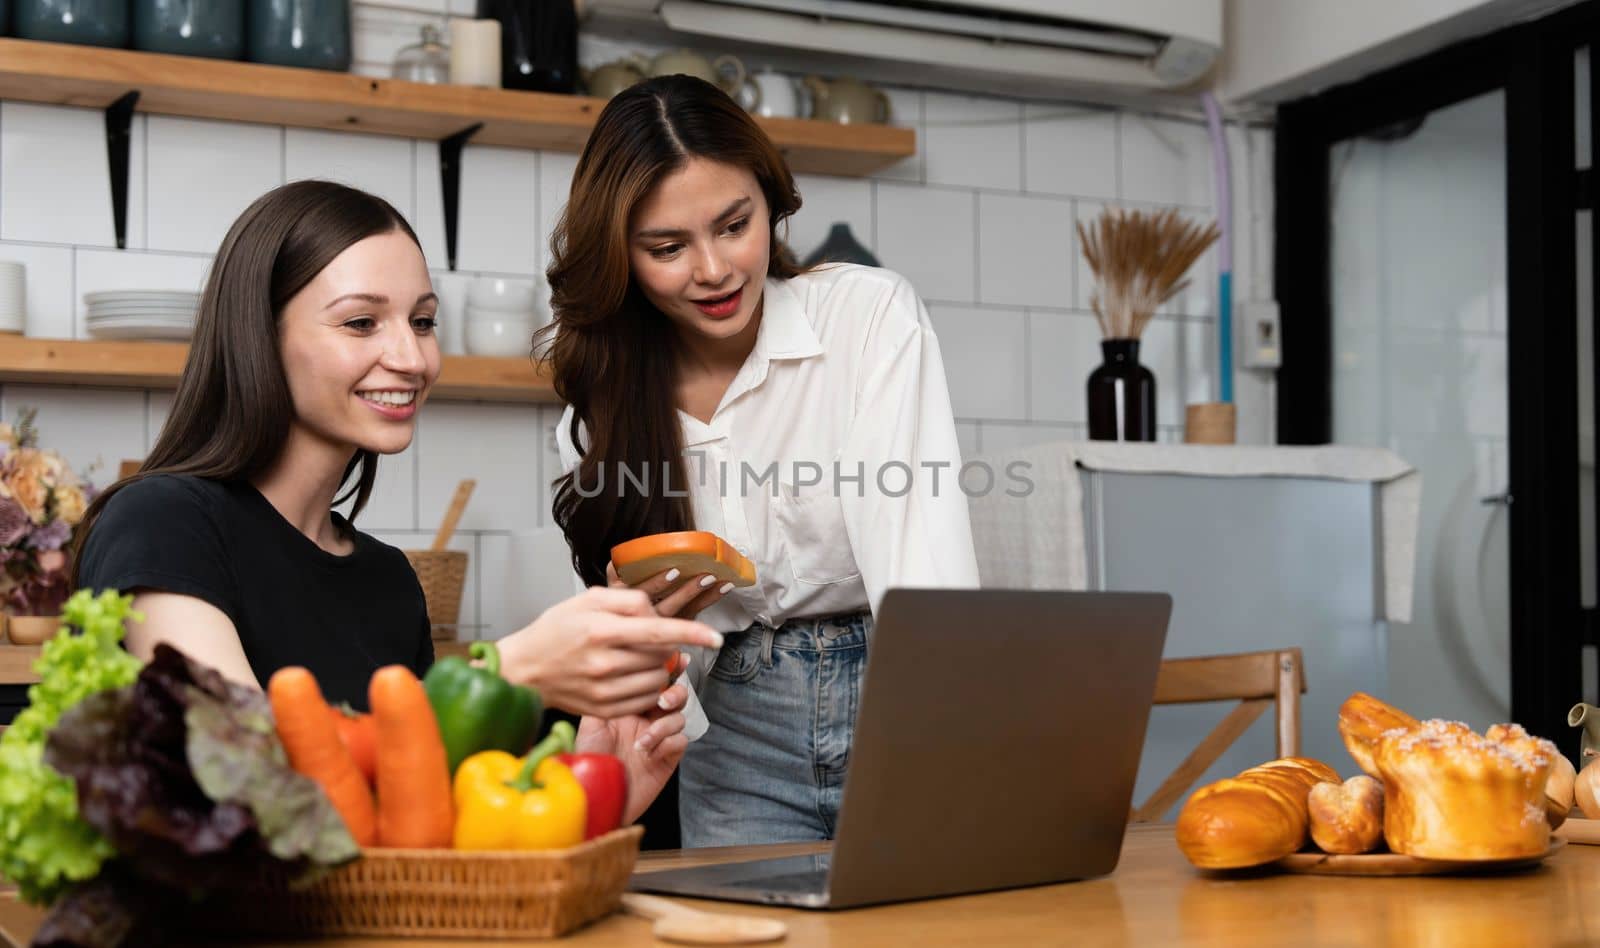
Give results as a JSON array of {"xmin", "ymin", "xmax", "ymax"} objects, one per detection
[
  {"xmin": 1308, "ymin": 775, "xmax": 1385, "ymax": 854},
  {"xmin": 1338, "ymin": 692, "xmax": 1419, "ymax": 777},
  {"xmin": 1176, "ymin": 756, "xmax": 1339, "ymax": 869}
]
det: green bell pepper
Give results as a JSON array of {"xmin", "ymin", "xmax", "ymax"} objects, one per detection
[{"xmin": 423, "ymin": 640, "xmax": 542, "ymax": 774}]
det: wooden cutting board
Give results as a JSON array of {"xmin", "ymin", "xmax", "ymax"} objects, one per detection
[
  {"xmin": 1276, "ymin": 838, "xmax": 1565, "ymax": 876},
  {"xmin": 1557, "ymin": 816, "xmax": 1600, "ymax": 845}
]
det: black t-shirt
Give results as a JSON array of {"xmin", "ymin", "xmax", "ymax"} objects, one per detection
[{"xmin": 76, "ymin": 474, "xmax": 433, "ymax": 709}]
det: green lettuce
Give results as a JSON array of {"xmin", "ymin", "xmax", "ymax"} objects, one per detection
[
  {"xmin": 36, "ymin": 644, "xmax": 358, "ymax": 947},
  {"xmin": 0, "ymin": 590, "xmax": 142, "ymax": 904}
]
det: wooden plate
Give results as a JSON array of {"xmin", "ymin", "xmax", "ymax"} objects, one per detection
[
  {"xmin": 1276, "ymin": 838, "xmax": 1565, "ymax": 876},
  {"xmin": 1556, "ymin": 816, "xmax": 1600, "ymax": 845}
]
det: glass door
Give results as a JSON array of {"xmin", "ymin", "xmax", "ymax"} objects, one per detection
[
  {"xmin": 1328, "ymin": 92, "xmax": 1511, "ymax": 726},
  {"xmin": 1276, "ymin": 4, "xmax": 1595, "ymax": 745}
]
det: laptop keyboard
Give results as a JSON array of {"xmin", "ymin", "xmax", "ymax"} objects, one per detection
[{"xmin": 724, "ymin": 869, "xmax": 829, "ymax": 893}]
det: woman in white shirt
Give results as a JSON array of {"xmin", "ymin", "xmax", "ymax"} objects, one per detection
[{"xmin": 544, "ymin": 75, "xmax": 980, "ymax": 847}]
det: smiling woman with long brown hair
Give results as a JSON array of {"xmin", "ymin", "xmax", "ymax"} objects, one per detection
[
  {"xmin": 542, "ymin": 75, "xmax": 980, "ymax": 848},
  {"xmin": 69, "ymin": 180, "xmax": 725, "ymax": 825}
]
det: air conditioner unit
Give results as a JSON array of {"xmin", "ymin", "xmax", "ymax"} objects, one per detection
[{"xmin": 579, "ymin": 0, "xmax": 1222, "ymax": 101}]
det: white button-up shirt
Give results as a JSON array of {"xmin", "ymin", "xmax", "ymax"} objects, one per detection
[{"xmin": 555, "ymin": 264, "xmax": 981, "ymax": 632}]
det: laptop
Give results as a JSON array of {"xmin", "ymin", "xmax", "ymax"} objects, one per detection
[{"xmin": 630, "ymin": 588, "xmax": 1172, "ymax": 909}]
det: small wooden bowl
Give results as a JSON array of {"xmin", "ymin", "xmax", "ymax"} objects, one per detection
[{"xmin": 6, "ymin": 614, "xmax": 59, "ymax": 646}]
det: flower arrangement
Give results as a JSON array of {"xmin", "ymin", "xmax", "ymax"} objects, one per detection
[
  {"xmin": 1077, "ymin": 207, "xmax": 1220, "ymax": 340},
  {"xmin": 0, "ymin": 408, "xmax": 95, "ymax": 617}
]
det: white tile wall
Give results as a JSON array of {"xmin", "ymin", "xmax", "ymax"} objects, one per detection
[
  {"xmin": 1027, "ymin": 311, "xmax": 1104, "ymax": 425},
  {"xmin": 976, "ymin": 192, "xmax": 1073, "ymax": 308},
  {"xmin": 537, "ymin": 151, "xmax": 578, "ymax": 276},
  {"xmin": 285, "ymin": 128, "xmax": 415, "ymax": 220},
  {"xmin": 870, "ymin": 87, "xmax": 925, "ymax": 185},
  {"xmin": 876, "ymin": 184, "xmax": 973, "ymax": 303},
  {"xmin": 0, "ymin": 31, "xmax": 1277, "ymax": 636},
  {"xmin": 925, "ymin": 304, "xmax": 1026, "ymax": 421},
  {"xmin": 146, "ymin": 116, "xmax": 283, "ymax": 254},
  {"xmin": 1023, "ymin": 106, "xmax": 1117, "ymax": 199},
  {"xmin": 1120, "ymin": 115, "xmax": 1214, "ymax": 208},
  {"xmin": 455, "ymin": 146, "xmax": 540, "ymax": 275},
  {"xmin": 1, "ymin": 103, "xmax": 146, "ymax": 250},
  {"xmin": 146, "ymin": 390, "xmax": 175, "ymax": 450},
  {"xmin": 415, "ymin": 401, "xmax": 549, "ymax": 533},
  {"xmin": 923, "ymin": 91, "xmax": 1021, "ymax": 192}
]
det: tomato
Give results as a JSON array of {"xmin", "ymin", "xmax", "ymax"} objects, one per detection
[{"xmin": 328, "ymin": 704, "xmax": 378, "ymax": 788}]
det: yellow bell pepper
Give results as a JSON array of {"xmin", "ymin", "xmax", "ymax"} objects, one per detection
[{"xmin": 453, "ymin": 720, "xmax": 587, "ymax": 850}]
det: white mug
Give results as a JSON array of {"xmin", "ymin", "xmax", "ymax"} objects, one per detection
[
  {"xmin": 749, "ymin": 68, "xmax": 804, "ymax": 119},
  {"xmin": 448, "ymin": 18, "xmax": 501, "ymax": 88}
]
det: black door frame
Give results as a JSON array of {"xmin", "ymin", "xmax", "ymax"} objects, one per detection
[{"xmin": 1275, "ymin": 3, "xmax": 1600, "ymax": 747}]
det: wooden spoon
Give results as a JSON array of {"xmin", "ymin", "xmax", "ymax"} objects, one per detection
[
  {"xmin": 619, "ymin": 893, "xmax": 787, "ymax": 944},
  {"xmin": 430, "ymin": 479, "xmax": 476, "ymax": 551}
]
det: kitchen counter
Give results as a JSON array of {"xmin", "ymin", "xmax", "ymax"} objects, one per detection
[{"xmin": 3, "ymin": 824, "xmax": 1596, "ymax": 945}]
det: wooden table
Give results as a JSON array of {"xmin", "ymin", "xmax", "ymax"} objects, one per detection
[{"xmin": 4, "ymin": 825, "xmax": 1599, "ymax": 946}]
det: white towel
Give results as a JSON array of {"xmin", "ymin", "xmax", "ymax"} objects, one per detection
[{"xmin": 966, "ymin": 442, "xmax": 1421, "ymax": 623}]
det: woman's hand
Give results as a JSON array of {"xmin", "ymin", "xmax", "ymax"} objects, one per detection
[
  {"xmin": 497, "ymin": 587, "xmax": 721, "ymax": 718},
  {"xmin": 607, "ymin": 561, "xmax": 733, "ymax": 620},
  {"xmin": 575, "ymin": 683, "xmax": 690, "ymax": 825}
]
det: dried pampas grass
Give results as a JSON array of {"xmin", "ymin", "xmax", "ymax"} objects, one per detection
[{"xmin": 1078, "ymin": 208, "xmax": 1220, "ymax": 340}]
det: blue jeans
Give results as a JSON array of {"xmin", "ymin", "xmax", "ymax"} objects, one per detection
[{"xmin": 679, "ymin": 611, "xmax": 871, "ymax": 848}]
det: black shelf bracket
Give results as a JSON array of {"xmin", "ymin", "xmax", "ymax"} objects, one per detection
[
  {"xmin": 104, "ymin": 91, "xmax": 139, "ymax": 250},
  {"xmin": 440, "ymin": 123, "xmax": 483, "ymax": 271}
]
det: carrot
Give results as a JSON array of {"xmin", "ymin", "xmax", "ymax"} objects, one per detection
[
  {"xmin": 268, "ymin": 667, "xmax": 378, "ymax": 847},
  {"xmin": 369, "ymin": 664, "xmax": 454, "ymax": 848}
]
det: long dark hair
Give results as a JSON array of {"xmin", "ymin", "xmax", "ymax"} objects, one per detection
[
  {"xmin": 539, "ymin": 75, "xmax": 805, "ymax": 586},
  {"xmin": 72, "ymin": 180, "xmax": 420, "ymax": 578}
]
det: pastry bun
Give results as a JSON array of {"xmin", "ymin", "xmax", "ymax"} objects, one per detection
[{"xmin": 1307, "ymin": 775, "xmax": 1385, "ymax": 854}]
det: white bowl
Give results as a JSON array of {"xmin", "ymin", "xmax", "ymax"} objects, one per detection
[
  {"xmin": 467, "ymin": 277, "xmax": 539, "ymax": 314},
  {"xmin": 464, "ymin": 316, "xmax": 537, "ymax": 358}
]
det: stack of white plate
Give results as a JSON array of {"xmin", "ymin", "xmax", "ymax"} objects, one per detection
[{"xmin": 84, "ymin": 290, "xmax": 199, "ymax": 341}]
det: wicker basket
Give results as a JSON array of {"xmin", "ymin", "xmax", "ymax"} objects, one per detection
[
  {"xmin": 404, "ymin": 548, "xmax": 468, "ymax": 642},
  {"xmin": 201, "ymin": 827, "xmax": 642, "ymax": 939}
]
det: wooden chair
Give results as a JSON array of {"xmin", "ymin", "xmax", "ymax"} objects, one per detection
[
  {"xmin": 1129, "ymin": 647, "xmax": 1305, "ymax": 823},
  {"xmin": 118, "ymin": 458, "xmax": 142, "ymax": 480}
]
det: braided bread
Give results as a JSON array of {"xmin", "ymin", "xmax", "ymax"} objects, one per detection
[{"xmin": 1176, "ymin": 756, "xmax": 1339, "ymax": 869}]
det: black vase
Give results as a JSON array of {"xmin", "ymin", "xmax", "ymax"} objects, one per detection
[
  {"xmin": 1087, "ymin": 338, "xmax": 1155, "ymax": 441},
  {"xmin": 479, "ymin": 0, "xmax": 577, "ymax": 93}
]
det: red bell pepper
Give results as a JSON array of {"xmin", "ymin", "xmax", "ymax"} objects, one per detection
[{"xmin": 556, "ymin": 751, "xmax": 628, "ymax": 840}]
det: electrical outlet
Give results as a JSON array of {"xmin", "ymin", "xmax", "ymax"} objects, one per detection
[{"xmin": 1239, "ymin": 300, "xmax": 1281, "ymax": 370}]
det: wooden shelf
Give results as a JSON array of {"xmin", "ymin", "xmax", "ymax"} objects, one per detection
[
  {"xmin": 0, "ymin": 38, "xmax": 915, "ymax": 176},
  {"xmin": 0, "ymin": 337, "xmax": 559, "ymax": 404},
  {"xmin": 0, "ymin": 646, "xmax": 41, "ymax": 686}
]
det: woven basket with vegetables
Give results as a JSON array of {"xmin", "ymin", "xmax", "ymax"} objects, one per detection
[{"xmin": 0, "ymin": 595, "xmax": 642, "ymax": 946}]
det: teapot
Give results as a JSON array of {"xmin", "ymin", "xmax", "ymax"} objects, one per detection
[
  {"xmin": 632, "ymin": 48, "xmax": 749, "ymax": 99},
  {"xmin": 1571, "ymin": 702, "xmax": 1600, "ymax": 760},
  {"xmin": 802, "ymin": 75, "xmax": 890, "ymax": 125},
  {"xmin": 580, "ymin": 58, "xmax": 644, "ymax": 100}
]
